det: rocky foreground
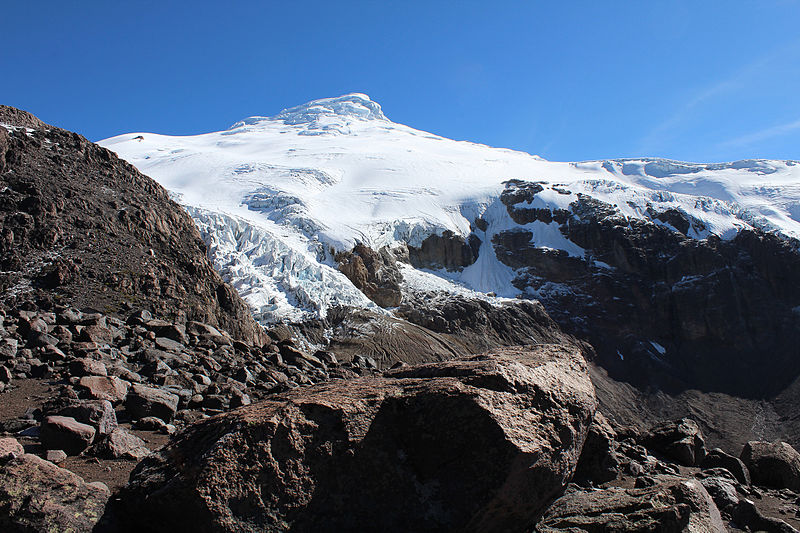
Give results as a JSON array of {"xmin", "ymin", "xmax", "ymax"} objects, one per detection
[{"xmin": 2, "ymin": 309, "xmax": 800, "ymax": 531}]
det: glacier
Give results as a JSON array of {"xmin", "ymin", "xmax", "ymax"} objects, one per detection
[{"xmin": 99, "ymin": 93, "xmax": 800, "ymax": 323}]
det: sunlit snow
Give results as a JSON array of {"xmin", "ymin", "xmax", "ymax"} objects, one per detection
[{"xmin": 100, "ymin": 93, "xmax": 800, "ymax": 323}]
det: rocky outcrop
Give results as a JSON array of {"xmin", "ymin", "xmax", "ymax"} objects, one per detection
[
  {"xmin": 0, "ymin": 107, "xmax": 264, "ymax": 345},
  {"xmin": 337, "ymin": 243, "xmax": 403, "ymax": 307},
  {"xmin": 408, "ymin": 230, "xmax": 481, "ymax": 271},
  {"xmin": 293, "ymin": 293, "xmax": 588, "ymax": 370},
  {"xmin": 109, "ymin": 345, "xmax": 596, "ymax": 532},
  {"xmin": 536, "ymin": 476, "xmax": 726, "ymax": 532},
  {"xmin": 0, "ymin": 452, "xmax": 110, "ymax": 532},
  {"xmin": 495, "ymin": 179, "xmax": 800, "ymax": 404}
]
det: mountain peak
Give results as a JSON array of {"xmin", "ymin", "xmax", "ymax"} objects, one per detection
[
  {"xmin": 277, "ymin": 93, "xmax": 387, "ymax": 124},
  {"xmin": 231, "ymin": 93, "xmax": 388, "ymax": 131}
]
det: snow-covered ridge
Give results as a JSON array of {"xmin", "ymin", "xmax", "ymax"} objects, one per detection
[{"xmin": 99, "ymin": 94, "xmax": 800, "ymax": 322}]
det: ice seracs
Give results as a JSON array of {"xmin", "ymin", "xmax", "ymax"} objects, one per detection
[
  {"xmin": 99, "ymin": 94, "xmax": 800, "ymax": 323},
  {"xmin": 229, "ymin": 93, "xmax": 388, "ymax": 135}
]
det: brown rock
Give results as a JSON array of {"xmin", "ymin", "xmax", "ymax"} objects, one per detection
[
  {"xmin": 741, "ymin": 441, "xmax": 800, "ymax": 491},
  {"xmin": 643, "ymin": 418, "xmax": 706, "ymax": 466},
  {"xmin": 46, "ymin": 449, "xmax": 67, "ymax": 464},
  {"xmin": 78, "ymin": 324, "xmax": 114, "ymax": 345},
  {"xmin": 112, "ymin": 345, "xmax": 596, "ymax": 532},
  {"xmin": 537, "ymin": 476, "xmax": 726, "ymax": 532},
  {"xmin": 101, "ymin": 428, "xmax": 150, "ymax": 460},
  {"xmin": 574, "ymin": 411, "xmax": 620, "ymax": 484},
  {"xmin": 0, "ymin": 452, "xmax": 110, "ymax": 532},
  {"xmin": 0, "ymin": 437, "xmax": 24, "ymax": 460},
  {"xmin": 337, "ymin": 244, "xmax": 404, "ymax": 307},
  {"xmin": 40, "ymin": 415, "xmax": 96, "ymax": 455},
  {"xmin": 700, "ymin": 447, "xmax": 751, "ymax": 486},
  {"xmin": 125, "ymin": 383, "xmax": 180, "ymax": 422},
  {"xmin": 69, "ymin": 357, "xmax": 108, "ymax": 377},
  {"xmin": 78, "ymin": 375, "xmax": 129, "ymax": 404},
  {"xmin": 45, "ymin": 398, "xmax": 118, "ymax": 436}
]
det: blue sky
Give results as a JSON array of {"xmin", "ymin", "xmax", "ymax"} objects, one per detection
[{"xmin": 3, "ymin": 1, "xmax": 800, "ymax": 162}]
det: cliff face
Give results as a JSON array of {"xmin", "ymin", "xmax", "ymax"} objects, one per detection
[{"xmin": 0, "ymin": 106, "xmax": 264, "ymax": 344}]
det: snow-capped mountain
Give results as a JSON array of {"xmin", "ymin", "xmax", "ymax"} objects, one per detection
[{"xmin": 99, "ymin": 93, "xmax": 800, "ymax": 324}]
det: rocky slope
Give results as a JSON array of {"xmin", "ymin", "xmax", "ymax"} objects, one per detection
[{"xmin": 0, "ymin": 106, "xmax": 263, "ymax": 344}]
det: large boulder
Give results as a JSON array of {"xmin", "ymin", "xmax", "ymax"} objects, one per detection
[
  {"xmin": 642, "ymin": 418, "xmax": 706, "ymax": 466},
  {"xmin": 536, "ymin": 476, "xmax": 726, "ymax": 532},
  {"xmin": 99, "ymin": 428, "xmax": 150, "ymax": 460},
  {"xmin": 740, "ymin": 441, "xmax": 800, "ymax": 491},
  {"xmin": 78, "ymin": 375, "xmax": 129, "ymax": 404},
  {"xmin": 0, "ymin": 437, "xmax": 24, "ymax": 460},
  {"xmin": 700, "ymin": 447, "xmax": 750, "ymax": 486},
  {"xmin": 125, "ymin": 383, "xmax": 180, "ymax": 422},
  {"xmin": 0, "ymin": 453, "xmax": 110, "ymax": 532},
  {"xmin": 111, "ymin": 345, "xmax": 596, "ymax": 532},
  {"xmin": 40, "ymin": 415, "xmax": 96, "ymax": 455}
]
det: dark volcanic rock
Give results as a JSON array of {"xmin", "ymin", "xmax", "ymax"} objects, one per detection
[
  {"xmin": 0, "ymin": 452, "xmax": 110, "ymax": 532},
  {"xmin": 77, "ymin": 375, "xmax": 129, "ymax": 404},
  {"xmin": 494, "ymin": 180, "xmax": 800, "ymax": 404},
  {"xmin": 110, "ymin": 346, "xmax": 596, "ymax": 532},
  {"xmin": 0, "ymin": 107, "xmax": 264, "ymax": 345},
  {"xmin": 46, "ymin": 398, "xmax": 118, "ymax": 436},
  {"xmin": 537, "ymin": 476, "xmax": 726, "ymax": 532},
  {"xmin": 337, "ymin": 243, "xmax": 403, "ymax": 307},
  {"xmin": 125, "ymin": 383, "xmax": 180, "ymax": 422},
  {"xmin": 701, "ymin": 447, "xmax": 751, "ymax": 485},
  {"xmin": 643, "ymin": 418, "xmax": 707, "ymax": 466},
  {"xmin": 408, "ymin": 229, "xmax": 481, "ymax": 271},
  {"xmin": 99, "ymin": 428, "xmax": 150, "ymax": 460},
  {"xmin": 741, "ymin": 440, "xmax": 800, "ymax": 491},
  {"xmin": 574, "ymin": 411, "xmax": 620, "ymax": 484}
]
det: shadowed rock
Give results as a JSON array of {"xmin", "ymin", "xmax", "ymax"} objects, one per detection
[
  {"xmin": 109, "ymin": 345, "xmax": 596, "ymax": 532},
  {"xmin": 741, "ymin": 440, "xmax": 800, "ymax": 491}
]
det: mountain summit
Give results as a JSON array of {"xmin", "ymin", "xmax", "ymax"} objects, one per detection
[{"xmin": 230, "ymin": 93, "xmax": 388, "ymax": 134}]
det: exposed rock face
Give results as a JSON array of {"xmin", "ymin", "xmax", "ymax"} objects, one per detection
[
  {"xmin": 741, "ymin": 441, "xmax": 800, "ymax": 491},
  {"xmin": 337, "ymin": 243, "xmax": 403, "ymax": 307},
  {"xmin": 111, "ymin": 346, "xmax": 596, "ymax": 532},
  {"xmin": 0, "ymin": 453, "xmax": 110, "ymax": 532},
  {"xmin": 408, "ymin": 229, "xmax": 481, "ymax": 271},
  {"xmin": 0, "ymin": 107, "xmax": 264, "ymax": 345},
  {"xmin": 536, "ymin": 477, "xmax": 726, "ymax": 532},
  {"xmin": 496, "ymin": 180, "xmax": 800, "ymax": 402}
]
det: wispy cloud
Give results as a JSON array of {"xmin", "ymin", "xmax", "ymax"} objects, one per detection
[
  {"xmin": 639, "ymin": 79, "xmax": 739, "ymax": 153},
  {"xmin": 718, "ymin": 117, "xmax": 800, "ymax": 148},
  {"xmin": 638, "ymin": 39, "xmax": 800, "ymax": 156}
]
